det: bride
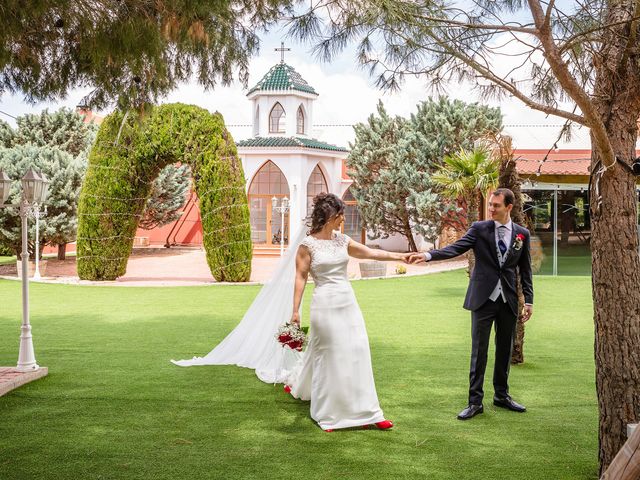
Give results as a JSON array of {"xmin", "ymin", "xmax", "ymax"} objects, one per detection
[{"xmin": 172, "ymin": 193, "xmax": 410, "ymax": 432}]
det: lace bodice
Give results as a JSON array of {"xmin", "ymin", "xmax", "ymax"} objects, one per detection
[{"xmin": 300, "ymin": 232, "xmax": 351, "ymax": 287}]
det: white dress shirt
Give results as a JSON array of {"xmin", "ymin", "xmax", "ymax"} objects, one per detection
[{"xmin": 488, "ymin": 220, "xmax": 512, "ymax": 302}]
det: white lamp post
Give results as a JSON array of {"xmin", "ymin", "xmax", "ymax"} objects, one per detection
[
  {"xmin": 271, "ymin": 196, "xmax": 290, "ymax": 256},
  {"xmin": 28, "ymin": 172, "xmax": 49, "ymax": 281},
  {"xmin": 0, "ymin": 168, "xmax": 49, "ymax": 372}
]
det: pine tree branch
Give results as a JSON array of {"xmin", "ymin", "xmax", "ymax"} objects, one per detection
[
  {"xmin": 528, "ymin": 0, "xmax": 615, "ymax": 166},
  {"xmin": 402, "ymin": 32, "xmax": 587, "ymax": 125}
]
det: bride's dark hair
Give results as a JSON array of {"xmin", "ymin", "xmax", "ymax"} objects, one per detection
[{"xmin": 308, "ymin": 193, "xmax": 346, "ymax": 234}]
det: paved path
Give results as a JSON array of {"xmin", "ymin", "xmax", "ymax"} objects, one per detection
[
  {"xmin": 0, "ymin": 248, "xmax": 467, "ymax": 286},
  {"xmin": 0, "ymin": 367, "xmax": 48, "ymax": 396}
]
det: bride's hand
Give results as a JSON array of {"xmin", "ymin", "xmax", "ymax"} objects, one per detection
[
  {"xmin": 291, "ymin": 312, "xmax": 301, "ymax": 326},
  {"xmin": 400, "ymin": 252, "xmax": 413, "ymax": 264}
]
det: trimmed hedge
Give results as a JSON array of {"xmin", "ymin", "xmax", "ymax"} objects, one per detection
[{"xmin": 76, "ymin": 103, "xmax": 252, "ymax": 281}]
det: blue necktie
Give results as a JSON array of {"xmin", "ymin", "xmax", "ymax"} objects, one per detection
[{"xmin": 498, "ymin": 226, "xmax": 507, "ymax": 255}]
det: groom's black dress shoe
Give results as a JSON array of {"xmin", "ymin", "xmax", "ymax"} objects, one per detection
[
  {"xmin": 493, "ymin": 396, "xmax": 526, "ymax": 413},
  {"xmin": 457, "ymin": 404, "xmax": 483, "ymax": 420}
]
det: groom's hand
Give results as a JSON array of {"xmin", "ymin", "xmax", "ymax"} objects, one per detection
[
  {"xmin": 521, "ymin": 305, "xmax": 533, "ymax": 323},
  {"xmin": 408, "ymin": 253, "xmax": 426, "ymax": 264}
]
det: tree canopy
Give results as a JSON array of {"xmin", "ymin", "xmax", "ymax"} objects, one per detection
[{"xmin": 0, "ymin": 1, "xmax": 293, "ymax": 108}]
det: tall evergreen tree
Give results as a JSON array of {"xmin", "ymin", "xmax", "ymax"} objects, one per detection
[
  {"xmin": 139, "ymin": 164, "xmax": 191, "ymax": 230},
  {"xmin": 0, "ymin": 1, "xmax": 293, "ymax": 108},
  {"xmin": 0, "ymin": 144, "xmax": 85, "ymax": 258},
  {"xmin": 0, "ymin": 119, "xmax": 13, "ymax": 147},
  {"xmin": 410, "ymin": 97, "xmax": 503, "ymax": 164},
  {"xmin": 348, "ymin": 100, "xmax": 452, "ymax": 251},
  {"xmin": 0, "ymin": 109, "xmax": 97, "ymax": 259}
]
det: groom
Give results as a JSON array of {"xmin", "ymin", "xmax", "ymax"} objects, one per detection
[{"xmin": 410, "ymin": 188, "xmax": 534, "ymax": 420}]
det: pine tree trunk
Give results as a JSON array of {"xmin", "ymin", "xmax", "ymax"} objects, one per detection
[
  {"xmin": 57, "ymin": 243, "xmax": 66, "ymax": 260},
  {"xmin": 497, "ymin": 140, "xmax": 527, "ymax": 365},
  {"xmin": 590, "ymin": 119, "xmax": 640, "ymax": 473},
  {"xmin": 588, "ymin": 8, "xmax": 640, "ymax": 471},
  {"xmin": 466, "ymin": 194, "xmax": 479, "ymax": 276},
  {"xmin": 404, "ymin": 223, "xmax": 418, "ymax": 252}
]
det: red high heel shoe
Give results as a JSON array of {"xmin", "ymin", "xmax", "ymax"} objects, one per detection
[
  {"xmin": 284, "ymin": 385, "xmax": 292, "ymax": 394},
  {"xmin": 373, "ymin": 420, "xmax": 394, "ymax": 430}
]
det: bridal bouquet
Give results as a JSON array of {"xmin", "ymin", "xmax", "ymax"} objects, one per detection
[{"xmin": 275, "ymin": 323, "xmax": 307, "ymax": 351}]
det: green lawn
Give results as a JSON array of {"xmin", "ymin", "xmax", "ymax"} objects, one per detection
[
  {"xmin": 0, "ymin": 272, "xmax": 597, "ymax": 480},
  {"xmin": 0, "ymin": 255, "xmax": 16, "ymax": 265},
  {"xmin": 537, "ymin": 244, "xmax": 592, "ymax": 276}
]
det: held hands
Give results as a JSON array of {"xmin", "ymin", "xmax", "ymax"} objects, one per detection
[
  {"xmin": 521, "ymin": 305, "xmax": 533, "ymax": 323},
  {"xmin": 407, "ymin": 253, "xmax": 426, "ymax": 264},
  {"xmin": 290, "ymin": 312, "xmax": 301, "ymax": 326},
  {"xmin": 400, "ymin": 252, "xmax": 413, "ymax": 264}
]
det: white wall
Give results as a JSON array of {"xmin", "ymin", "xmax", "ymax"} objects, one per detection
[
  {"xmin": 251, "ymin": 93, "xmax": 316, "ymax": 137},
  {"xmin": 240, "ymin": 149, "xmax": 347, "ymax": 241}
]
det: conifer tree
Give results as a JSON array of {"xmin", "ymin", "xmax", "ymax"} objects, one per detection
[
  {"xmin": 1, "ymin": 1, "xmax": 294, "ymax": 108},
  {"xmin": 139, "ymin": 164, "xmax": 191, "ymax": 230},
  {"xmin": 348, "ymin": 101, "xmax": 452, "ymax": 251}
]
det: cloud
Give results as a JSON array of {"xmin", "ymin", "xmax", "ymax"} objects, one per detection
[{"xmin": 0, "ymin": 47, "xmax": 594, "ymax": 150}]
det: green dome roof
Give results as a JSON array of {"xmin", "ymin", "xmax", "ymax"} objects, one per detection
[
  {"xmin": 236, "ymin": 136, "xmax": 347, "ymax": 152},
  {"xmin": 247, "ymin": 63, "xmax": 318, "ymax": 96}
]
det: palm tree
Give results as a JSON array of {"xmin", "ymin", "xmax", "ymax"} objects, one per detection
[{"xmin": 433, "ymin": 147, "xmax": 499, "ymax": 274}]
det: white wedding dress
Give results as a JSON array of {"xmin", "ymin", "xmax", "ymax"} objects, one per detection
[
  {"xmin": 286, "ymin": 232, "xmax": 385, "ymax": 430},
  {"xmin": 171, "ymin": 226, "xmax": 385, "ymax": 431}
]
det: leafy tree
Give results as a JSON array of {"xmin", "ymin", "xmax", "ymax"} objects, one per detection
[
  {"xmin": 139, "ymin": 164, "xmax": 191, "ymax": 230},
  {"xmin": 433, "ymin": 147, "xmax": 500, "ymax": 227},
  {"xmin": 11, "ymin": 108, "xmax": 96, "ymax": 155},
  {"xmin": 0, "ymin": 144, "xmax": 85, "ymax": 259},
  {"xmin": 410, "ymin": 97, "xmax": 503, "ymax": 164},
  {"xmin": 289, "ymin": 2, "xmax": 640, "ymax": 469},
  {"xmin": 433, "ymin": 146, "xmax": 499, "ymax": 274},
  {"xmin": 0, "ymin": 1, "xmax": 293, "ymax": 109},
  {"xmin": 347, "ymin": 101, "xmax": 451, "ymax": 251},
  {"xmin": 0, "ymin": 119, "xmax": 13, "ymax": 147},
  {"xmin": 0, "ymin": 109, "xmax": 96, "ymax": 259}
]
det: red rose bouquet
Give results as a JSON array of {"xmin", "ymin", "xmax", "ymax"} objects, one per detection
[{"xmin": 275, "ymin": 323, "xmax": 307, "ymax": 351}]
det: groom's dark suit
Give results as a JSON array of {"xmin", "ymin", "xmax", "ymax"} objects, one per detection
[{"xmin": 428, "ymin": 220, "xmax": 534, "ymax": 405}]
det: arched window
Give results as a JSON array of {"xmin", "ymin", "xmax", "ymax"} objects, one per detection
[
  {"xmin": 269, "ymin": 102, "xmax": 286, "ymax": 133},
  {"xmin": 248, "ymin": 161, "xmax": 290, "ymax": 246},
  {"xmin": 296, "ymin": 105, "xmax": 305, "ymax": 135},
  {"xmin": 253, "ymin": 105, "xmax": 259, "ymax": 136},
  {"xmin": 306, "ymin": 164, "xmax": 328, "ymax": 216},
  {"xmin": 342, "ymin": 187, "xmax": 363, "ymax": 241}
]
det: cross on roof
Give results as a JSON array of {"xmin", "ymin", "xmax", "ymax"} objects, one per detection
[{"xmin": 275, "ymin": 42, "xmax": 291, "ymax": 63}]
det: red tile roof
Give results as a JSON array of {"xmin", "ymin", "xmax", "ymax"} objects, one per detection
[{"xmin": 514, "ymin": 149, "xmax": 591, "ymax": 176}]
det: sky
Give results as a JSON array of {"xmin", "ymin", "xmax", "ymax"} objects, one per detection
[{"xmin": 0, "ymin": 19, "xmax": 593, "ymax": 151}]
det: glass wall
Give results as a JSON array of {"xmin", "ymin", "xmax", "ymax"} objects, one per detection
[{"xmin": 522, "ymin": 186, "xmax": 592, "ymax": 276}]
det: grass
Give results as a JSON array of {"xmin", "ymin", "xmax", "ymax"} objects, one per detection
[
  {"xmin": 0, "ymin": 252, "xmax": 77, "ymax": 266},
  {"xmin": 537, "ymin": 244, "xmax": 592, "ymax": 276},
  {"xmin": 0, "ymin": 255, "xmax": 15, "ymax": 265},
  {"xmin": 0, "ymin": 271, "xmax": 597, "ymax": 480}
]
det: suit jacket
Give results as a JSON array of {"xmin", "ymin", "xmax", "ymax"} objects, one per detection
[{"xmin": 429, "ymin": 220, "xmax": 534, "ymax": 315}]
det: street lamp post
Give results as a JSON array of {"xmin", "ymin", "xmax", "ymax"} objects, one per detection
[
  {"xmin": 29, "ymin": 203, "xmax": 47, "ymax": 280},
  {"xmin": 0, "ymin": 168, "xmax": 50, "ymax": 372},
  {"xmin": 271, "ymin": 196, "xmax": 290, "ymax": 256}
]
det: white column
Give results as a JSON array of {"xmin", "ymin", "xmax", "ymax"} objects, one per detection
[{"xmin": 16, "ymin": 201, "xmax": 39, "ymax": 372}]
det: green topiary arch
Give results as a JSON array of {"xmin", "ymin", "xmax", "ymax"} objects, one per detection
[{"xmin": 76, "ymin": 103, "xmax": 252, "ymax": 282}]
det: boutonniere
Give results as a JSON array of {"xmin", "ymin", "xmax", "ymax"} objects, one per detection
[{"xmin": 513, "ymin": 233, "xmax": 525, "ymax": 251}]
